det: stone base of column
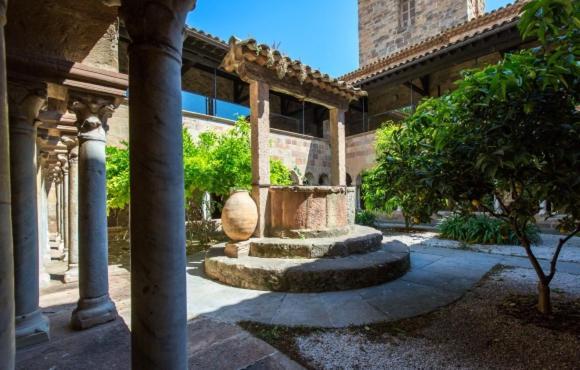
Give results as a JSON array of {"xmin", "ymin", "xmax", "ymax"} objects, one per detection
[
  {"xmin": 15, "ymin": 309, "xmax": 50, "ymax": 348},
  {"xmin": 63, "ymin": 265, "xmax": 79, "ymax": 283},
  {"xmin": 71, "ymin": 294, "xmax": 117, "ymax": 330},
  {"xmin": 50, "ymin": 233, "xmax": 60, "ymax": 244}
]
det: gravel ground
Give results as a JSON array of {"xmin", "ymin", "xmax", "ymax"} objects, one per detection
[
  {"xmin": 381, "ymin": 230, "xmax": 580, "ymax": 263},
  {"xmin": 295, "ymin": 267, "xmax": 580, "ymax": 370}
]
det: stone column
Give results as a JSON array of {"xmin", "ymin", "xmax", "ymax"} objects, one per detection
[
  {"xmin": 249, "ymin": 80, "xmax": 270, "ymax": 237},
  {"xmin": 0, "ymin": 0, "xmax": 15, "ymax": 365},
  {"xmin": 63, "ymin": 138, "xmax": 79, "ymax": 283},
  {"xmin": 121, "ymin": 0, "xmax": 195, "ymax": 367},
  {"xmin": 8, "ymin": 81, "xmax": 50, "ymax": 348},
  {"xmin": 54, "ymin": 173, "xmax": 61, "ymax": 243},
  {"xmin": 60, "ymin": 171, "xmax": 66, "ymax": 251},
  {"xmin": 69, "ymin": 94, "xmax": 117, "ymax": 330},
  {"xmin": 58, "ymin": 153, "xmax": 69, "ymax": 261},
  {"xmin": 329, "ymin": 108, "xmax": 346, "ymax": 186},
  {"xmin": 36, "ymin": 152, "xmax": 50, "ymax": 287},
  {"xmin": 47, "ymin": 170, "xmax": 59, "ymax": 242},
  {"xmin": 43, "ymin": 170, "xmax": 52, "ymax": 261}
]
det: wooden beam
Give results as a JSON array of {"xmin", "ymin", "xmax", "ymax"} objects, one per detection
[
  {"xmin": 234, "ymin": 62, "xmax": 351, "ymax": 110},
  {"xmin": 403, "ymin": 81, "xmax": 426, "ymax": 97},
  {"xmin": 420, "ymin": 75, "xmax": 430, "ymax": 97}
]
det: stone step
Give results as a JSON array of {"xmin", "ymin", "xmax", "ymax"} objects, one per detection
[
  {"xmin": 204, "ymin": 241, "xmax": 410, "ymax": 292},
  {"xmin": 249, "ymin": 225, "xmax": 383, "ymax": 259}
]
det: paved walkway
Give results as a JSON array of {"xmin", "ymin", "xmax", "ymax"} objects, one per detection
[
  {"xmin": 21, "ymin": 237, "xmax": 580, "ymax": 369},
  {"xmin": 18, "ymin": 266, "xmax": 302, "ymax": 370},
  {"xmin": 187, "ymin": 245, "xmax": 580, "ymax": 328},
  {"xmin": 380, "ymin": 230, "xmax": 580, "ymax": 263}
]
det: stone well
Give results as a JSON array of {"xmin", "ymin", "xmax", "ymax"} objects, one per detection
[
  {"xmin": 204, "ymin": 185, "xmax": 411, "ymax": 293},
  {"xmin": 269, "ymin": 186, "xmax": 349, "ymax": 238}
]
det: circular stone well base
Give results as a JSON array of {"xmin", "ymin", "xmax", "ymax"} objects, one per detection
[
  {"xmin": 250, "ymin": 225, "xmax": 383, "ymax": 259},
  {"xmin": 204, "ymin": 241, "xmax": 410, "ymax": 292}
]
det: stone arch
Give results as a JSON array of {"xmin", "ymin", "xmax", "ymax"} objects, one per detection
[{"xmin": 318, "ymin": 173, "xmax": 329, "ymax": 185}]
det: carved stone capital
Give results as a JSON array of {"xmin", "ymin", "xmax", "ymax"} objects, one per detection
[
  {"xmin": 69, "ymin": 94, "xmax": 117, "ymax": 143},
  {"xmin": 37, "ymin": 151, "xmax": 50, "ymax": 168},
  {"xmin": 50, "ymin": 163, "xmax": 62, "ymax": 183},
  {"xmin": 61, "ymin": 135, "xmax": 78, "ymax": 150},
  {"xmin": 8, "ymin": 81, "xmax": 47, "ymax": 131},
  {"xmin": 61, "ymin": 135, "xmax": 79, "ymax": 162},
  {"xmin": 121, "ymin": 0, "xmax": 196, "ymax": 60},
  {"xmin": 57, "ymin": 154, "xmax": 69, "ymax": 174}
]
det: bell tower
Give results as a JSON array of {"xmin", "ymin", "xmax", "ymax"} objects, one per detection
[{"xmin": 358, "ymin": 0, "xmax": 485, "ymax": 67}]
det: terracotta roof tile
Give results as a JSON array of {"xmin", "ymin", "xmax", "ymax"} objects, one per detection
[
  {"xmin": 222, "ymin": 37, "xmax": 366, "ymax": 103},
  {"xmin": 184, "ymin": 26, "xmax": 229, "ymax": 49},
  {"xmin": 341, "ymin": 1, "xmax": 526, "ymax": 85}
]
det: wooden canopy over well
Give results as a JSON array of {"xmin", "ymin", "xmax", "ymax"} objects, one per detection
[{"xmin": 221, "ymin": 37, "xmax": 366, "ymax": 110}]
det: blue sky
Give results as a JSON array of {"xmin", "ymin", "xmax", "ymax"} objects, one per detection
[{"xmin": 187, "ymin": 0, "xmax": 513, "ymax": 77}]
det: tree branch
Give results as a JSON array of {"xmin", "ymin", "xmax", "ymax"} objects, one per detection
[
  {"xmin": 547, "ymin": 225, "xmax": 580, "ymax": 283},
  {"xmin": 514, "ymin": 219, "xmax": 548, "ymax": 284},
  {"xmin": 479, "ymin": 203, "xmax": 510, "ymax": 221}
]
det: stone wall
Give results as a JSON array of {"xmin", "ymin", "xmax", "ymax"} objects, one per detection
[
  {"xmin": 107, "ymin": 104, "xmax": 332, "ymax": 181},
  {"xmin": 429, "ymin": 52, "xmax": 501, "ymax": 95},
  {"xmin": 181, "ymin": 111, "xmax": 332, "ymax": 182},
  {"xmin": 346, "ymin": 130, "xmax": 377, "ymax": 180},
  {"xmin": 107, "ymin": 102, "xmax": 130, "ymax": 147},
  {"xmin": 358, "ymin": 0, "xmax": 485, "ymax": 66}
]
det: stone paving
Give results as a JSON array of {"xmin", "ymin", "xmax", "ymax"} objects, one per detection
[
  {"xmin": 187, "ymin": 242, "xmax": 580, "ymax": 327},
  {"xmin": 378, "ymin": 223, "xmax": 580, "ymax": 264},
  {"xmin": 17, "ymin": 266, "xmax": 302, "ymax": 370},
  {"xmin": 19, "ymin": 236, "xmax": 580, "ymax": 369}
]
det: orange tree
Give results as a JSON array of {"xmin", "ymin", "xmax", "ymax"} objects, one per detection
[{"xmin": 364, "ymin": 0, "xmax": 579, "ymax": 314}]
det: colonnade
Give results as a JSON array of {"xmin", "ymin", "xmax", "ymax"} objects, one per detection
[{"xmin": 1, "ymin": 0, "xmax": 197, "ymax": 368}]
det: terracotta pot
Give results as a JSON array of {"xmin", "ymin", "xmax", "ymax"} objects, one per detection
[{"xmin": 221, "ymin": 190, "xmax": 258, "ymax": 241}]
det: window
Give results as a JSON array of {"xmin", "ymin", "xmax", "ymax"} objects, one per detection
[{"xmin": 400, "ymin": 0, "xmax": 415, "ymax": 29}]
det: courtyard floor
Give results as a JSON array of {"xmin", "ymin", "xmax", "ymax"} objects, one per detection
[
  {"xmin": 17, "ymin": 231, "xmax": 580, "ymax": 369},
  {"xmin": 274, "ymin": 267, "xmax": 580, "ymax": 369}
]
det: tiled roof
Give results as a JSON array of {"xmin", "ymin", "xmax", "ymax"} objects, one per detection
[
  {"xmin": 222, "ymin": 37, "xmax": 366, "ymax": 103},
  {"xmin": 184, "ymin": 26, "xmax": 229, "ymax": 49},
  {"xmin": 341, "ymin": 1, "xmax": 525, "ymax": 85}
]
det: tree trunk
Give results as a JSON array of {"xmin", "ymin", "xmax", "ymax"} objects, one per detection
[{"xmin": 537, "ymin": 281, "xmax": 552, "ymax": 315}]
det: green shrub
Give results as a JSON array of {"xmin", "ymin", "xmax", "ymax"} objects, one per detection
[
  {"xmin": 355, "ymin": 210, "xmax": 376, "ymax": 227},
  {"xmin": 438, "ymin": 214, "xmax": 540, "ymax": 245}
]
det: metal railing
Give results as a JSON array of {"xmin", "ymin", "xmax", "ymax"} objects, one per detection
[{"xmin": 182, "ymin": 91, "xmax": 250, "ymax": 121}]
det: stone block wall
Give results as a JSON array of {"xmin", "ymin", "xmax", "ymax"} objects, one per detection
[
  {"xmin": 107, "ymin": 105, "xmax": 332, "ymax": 182},
  {"xmin": 358, "ymin": 0, "xmax": 485, "ymax": 66},
  {"xmin": 269, "ymin": 129, "xmax": 331, "ymax": 182},
  {"xmin": 429, "ymin": 52, "xmax": 501, "ymax": 95},
  {"xmin": 182, "ymin": 112, "xmax": 332, "ymax": 182},
  {"xmin": 346, "ymin": 130, "xmax": 377, "ymax": 180},
  {"xmin": 107, "ymin": 102, "xmax": 130, "ymax": 147}
]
